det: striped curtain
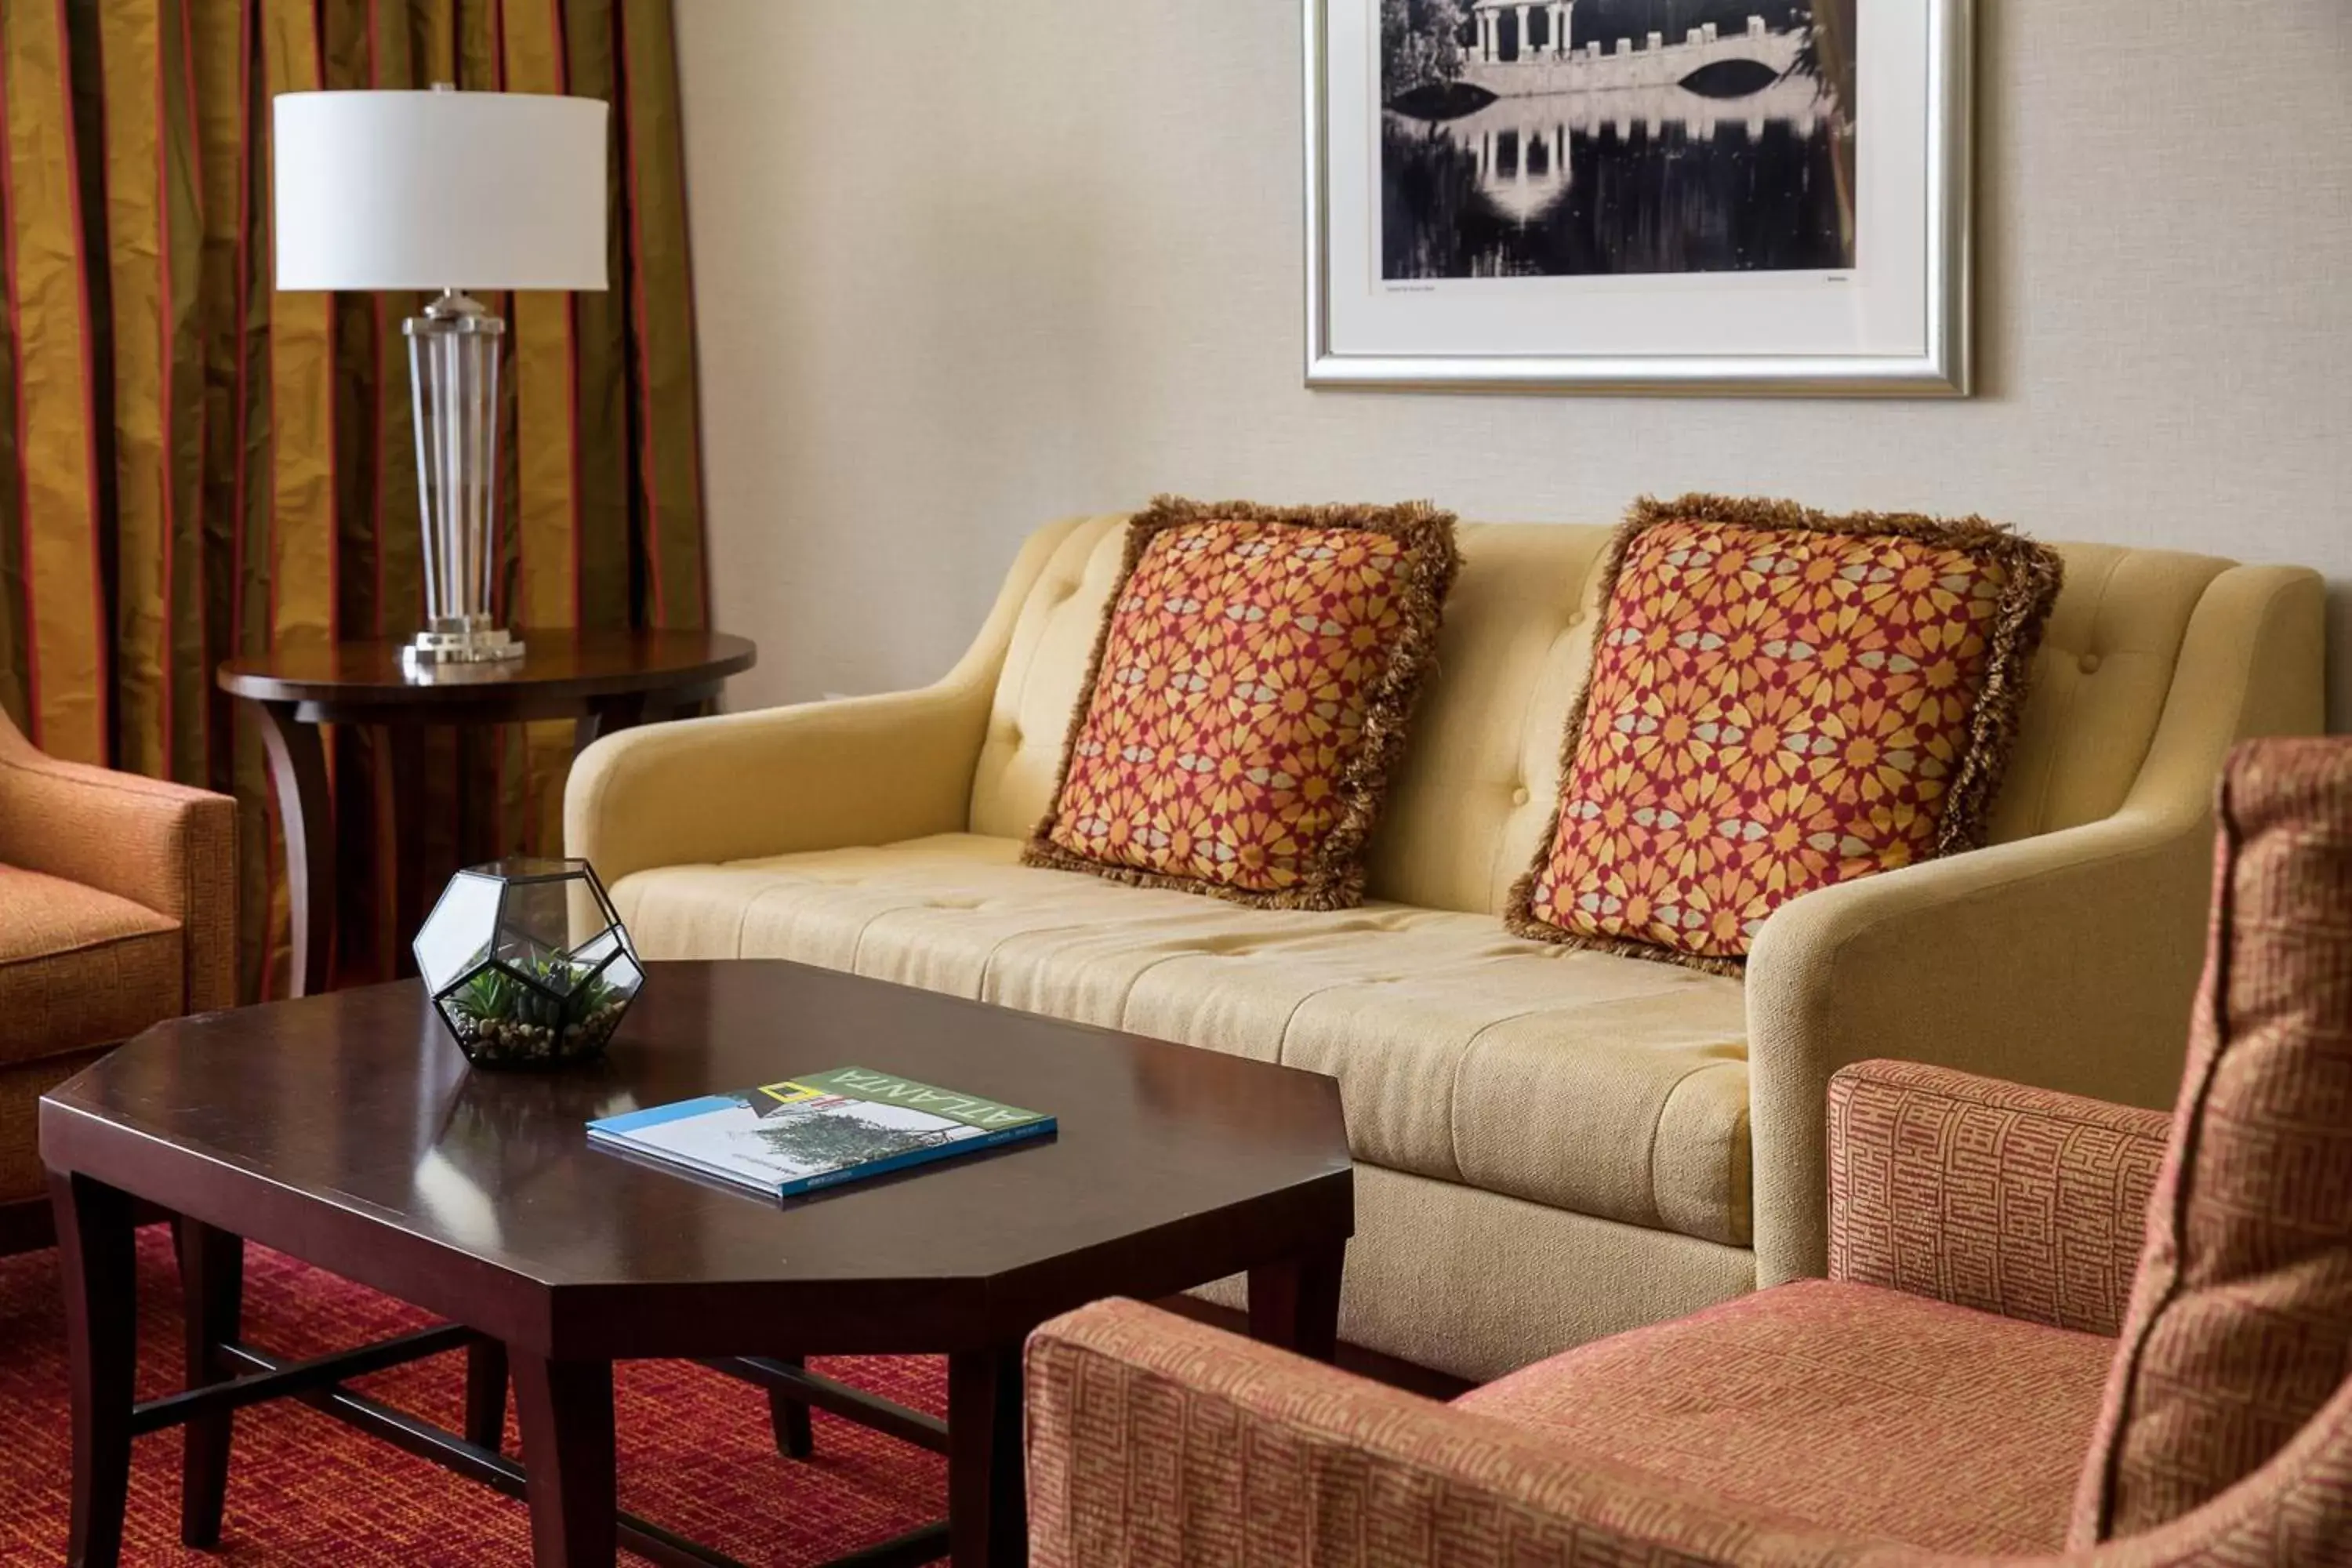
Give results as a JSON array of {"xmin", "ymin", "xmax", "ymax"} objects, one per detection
[{"xmin": 0, "ymin": 0, "xmax": 707, "ymax": 1000}]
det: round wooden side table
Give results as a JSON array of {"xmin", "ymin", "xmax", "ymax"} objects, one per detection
[{"xmin": 217, "ymin": 630, "xmax": 757, "ymax": 999}]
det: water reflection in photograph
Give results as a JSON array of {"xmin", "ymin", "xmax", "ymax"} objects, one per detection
[{"xmin": 1379, "ymin": 0, "xmax": 1857, "ymax": 280}]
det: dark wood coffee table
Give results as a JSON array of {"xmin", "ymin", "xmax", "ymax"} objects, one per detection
[{"xmin": 41, "ymin": 961, "xmax": 1353, "ymax": 1568}]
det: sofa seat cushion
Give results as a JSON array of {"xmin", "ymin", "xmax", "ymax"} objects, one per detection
[
  {"xmin": 614, "ymin": 833, "xmax": 1754, "ymax": 1245},
  {"xmin": 1454, "ymin": 1279, "xmax": 2113, "ymax": 1555},
  {"xmin": 0, "ymin": 864, "xmax": 183, "ymax": 1065}
]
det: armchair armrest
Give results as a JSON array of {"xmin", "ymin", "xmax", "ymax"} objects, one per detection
[
  {"xmin": 1828, "ymin": 1060, "xmax": 2169, "ymax": 1336},
  {"xmin": 0, "ymin": 721, "xmax": 235, "ymax": 1011},
  {"xmin": 1029, "ymin": 1301, "xmax": 2350, "ymax": 1568},
  {"xmin": 1025, "ymin": 1298, "xmax": 1882, "ymax": 1567},
  {"xmin": 564, "ymin": 681, "xmax": 994, "ymax": 890}
]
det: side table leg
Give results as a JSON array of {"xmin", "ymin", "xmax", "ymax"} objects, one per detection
[
  {"xmin": 172, "ymin": 1218, "xmax": 244, "ymax": 1548},
  {"xmin": 513, "ymin": 1353, "xmax": 617, "ymax": 1568},
  {"xmin": 53, "ymin": 1171, "xmax": 136, "ymax": 1568},
  {"xmin": 465, "ymin": 1339, "xmax": 510, "ymax": 1453},
  {"xmin": 765, "ymin": 1356, "xmax": 814, "ymax": 1460},
  {"xmin": 573, "ymin": 693, "xmax": 651, "ymax": 756},
  {"xmin": 1248, "ymin": 1239, "xmax": 1347, "ymax": 1363},
  {"xmin": 946, "ymin": 1345, "xmax": 1025, "ymax": 1568},
  {"xmin": 387, "ymin": 722, "xmax": 428, "ymax": 978},
  {"xmin": 253, "ymin": 699, "xmax": 335, "ymax": 998}
]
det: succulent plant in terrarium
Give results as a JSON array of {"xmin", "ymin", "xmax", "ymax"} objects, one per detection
[{"xmin": 415, "ymin": 859, "xmax": 642, "ymax": 1069}]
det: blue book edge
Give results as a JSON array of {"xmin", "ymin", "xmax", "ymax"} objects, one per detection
[
  {"xmin": 588, "ymin": 1094, "xmax": 739, "ymax": 1137},
  {"xmin": 587, "ymin": 1104, "xmax": 1058, "ymax": 1200},
  {"xmin": 772, "ymin": 1116, "xmax": 1057, "ymax": 1199}
]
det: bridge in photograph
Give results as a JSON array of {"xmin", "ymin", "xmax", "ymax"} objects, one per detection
[{"xmin": 1461, "ymin": 5, "xmax": 1808, "ymax": 98}]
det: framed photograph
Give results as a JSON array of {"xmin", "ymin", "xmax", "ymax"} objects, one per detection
[{"xmin": 1305, "ymin": 0, "xmax": 1972, "ymax": 395}]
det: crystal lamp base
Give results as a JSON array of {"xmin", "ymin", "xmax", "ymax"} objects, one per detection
[
  {"xmin": 401, "ymin": 286, "xmax": 521, "ymax": 686},
  {"xmin": 401, "ymin": 618, "xmax": 527, "ymax": 681}
]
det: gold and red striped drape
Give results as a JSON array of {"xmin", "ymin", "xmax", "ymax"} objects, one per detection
[{"xmin": 0, "ymin": 0, "xmax": 707, "ymax": 1000}]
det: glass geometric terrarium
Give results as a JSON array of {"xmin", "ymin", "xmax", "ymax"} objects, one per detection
[{"xmin": 413, "ymin": 858, "xmax": 643, "ymax": 1069}]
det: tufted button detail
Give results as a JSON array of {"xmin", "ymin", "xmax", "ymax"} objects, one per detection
[
  {"xmin": 1511, "ymin": 786, "xmax": 1531, "ymax": 807},
  {"xmin": 2078, "ymin": 653, "xmax": 2102, "ymax": 675}
]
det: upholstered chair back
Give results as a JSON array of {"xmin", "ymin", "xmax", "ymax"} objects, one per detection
[
  {"xmin": 2071, "ymin": 735, "xmax": 2352, "ymax": 1553},
  {"xmin": 968, "ymin": 514, "xmax": 2254, "ymax": 916}
]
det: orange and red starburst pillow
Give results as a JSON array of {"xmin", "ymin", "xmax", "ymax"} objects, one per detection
[
  {"xmin": 1023, "ymin": 495, "xmax": 1460, "ymax": 909},
  {"xmin": 1507, "ymin": 495, "xmax": 2063, "ymax": 974}
]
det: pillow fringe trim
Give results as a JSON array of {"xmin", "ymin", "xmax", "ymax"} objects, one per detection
[
  {"xmin": 1504, "ymin": 492, "xmax": 2066, "ymax": 977},
  {"xmin": 1020, "ymin": 494, "xmax": 1461, "ymax": 912}
]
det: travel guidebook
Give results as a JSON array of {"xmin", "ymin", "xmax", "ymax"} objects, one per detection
[{"xmin": 586, "ymin": 1067, "xmax": 1054, "ymax": 1199}]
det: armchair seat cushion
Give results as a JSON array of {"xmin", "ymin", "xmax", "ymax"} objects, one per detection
[
  {"xmin": 1453, "ymin": 1278, "xmax": 2112, "ymax": 1555},
  {"xmin": 0, "ymin": 864, "xmax": 183, "ymax": 1065},
  {"xmin": 614, "ymin": 831, "xmax": 1756, "ymax": 1245}
]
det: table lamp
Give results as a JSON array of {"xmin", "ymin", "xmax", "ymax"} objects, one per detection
[{"xmin": 274, "ymin": 87, "xmax": 608, "ymax": 677}]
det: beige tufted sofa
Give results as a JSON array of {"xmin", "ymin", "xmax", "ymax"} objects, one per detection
[{"xmin": 567, "ymin": 514, "xmax": 2325, "ymax": 1382}]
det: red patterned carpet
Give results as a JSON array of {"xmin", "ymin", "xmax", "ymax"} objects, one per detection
[{"xmin": 0, "ymin": 1230, "xmax": 948, "ymax": 1564}]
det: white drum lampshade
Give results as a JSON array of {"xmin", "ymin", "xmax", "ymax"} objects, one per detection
[
  {"xmin": 272, "ymin": 89, "xmax": 609, "ymax": 677},
  {"xmin": 274, "ymin": 89, "xmax": 608, "ymax": 292}
]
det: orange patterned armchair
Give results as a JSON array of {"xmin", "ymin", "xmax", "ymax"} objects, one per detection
[
  {"xmin": 0, "ymin": 710, "xmax": 234, "ymax": 1251},
  {"xmin": 1026, "ymin": 737, "xmax": 2352, "ymax": 1565}
]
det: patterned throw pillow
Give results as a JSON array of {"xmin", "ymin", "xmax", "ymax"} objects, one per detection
[
  {"xmin": 1022, "ymin": 496, "xmax": 1459, "ymax": 909},
  {"xmin": 1507, "ymin": 495, "xmax": 2063, "ymax": 974},
  {"xmin": 2071, "ymin": 738, "xmax": 2352, "ymax": 1546}
]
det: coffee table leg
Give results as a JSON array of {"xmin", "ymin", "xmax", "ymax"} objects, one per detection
[
  {"xmin": 53, "ymin": 1171, "xmax": 136, "ymax": 1568},
  {"xmin": 765, "ymin": 1356, "xmax": 814, "ymax": 1460},
  {"xmin": 465, "ymin": 1340, "xmax": 510, "ymax": 1452},
  {"xmin": 172, "ymin": 1218, "xmax": 244, "ymax": 1548},
  {"xmin": 1248, "ymin": 1238, "xmax": 1347, "ymax": 1363},
  {"xmin": 946, "ymin": 1345, "xmax": 1026, "ymax": 1568},
  {"xmin": 513, "ymin": 1354, "xmax": 617, "ymax": 1567}
]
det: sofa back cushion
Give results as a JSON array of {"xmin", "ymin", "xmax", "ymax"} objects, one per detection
[
  {"xmin": 971, "ymin": 518, "xmax": 2234, "ymax": 916},
  {"xmin": 1978, "ymin": 543, "xmax": 2230, "ymax": 846},
  {"xmin": 971, "ymin": 517, "xmax": 1136, "ymax": 840},
  {"xmin": 2071, "ymin": 736, "xmax": 2352, "ymax": 1544}
]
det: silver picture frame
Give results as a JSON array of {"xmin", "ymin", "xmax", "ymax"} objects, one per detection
[{"xmin": 1304, "ymin": 0, "xmax": 1973, "ymax": 397}]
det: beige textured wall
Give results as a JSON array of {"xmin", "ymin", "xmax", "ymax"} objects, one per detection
[{"xmin": 675, "ymin": 0, "xmax": 2350, "ymax": 724}]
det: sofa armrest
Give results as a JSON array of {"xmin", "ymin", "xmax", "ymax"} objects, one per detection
[
  {"xmin": 564, "ymin": 682, "xmax": 994, "ymax": 890},
  {"xmin": 564, "ymin": 514, "xmax": 1104, "ymax": 887},
  {"xmin": 1827, "ymin": 1060, "xmax": 2169, "ymax": 1335},
  {"xmin": 1746, "ymin": 810, "xmax": 2200, "ymax": 1287},
  {"xmin": 0, "ymin": 724, "xmax": 236, "ymax": 1011},
  {"xmin": 1026, "ymin": 1298, "xmax": 1881, "ymax": 1567},
  {"xmin": 1744, "ymin": 564, "xmax": 2322, "ymax": 1287}
]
